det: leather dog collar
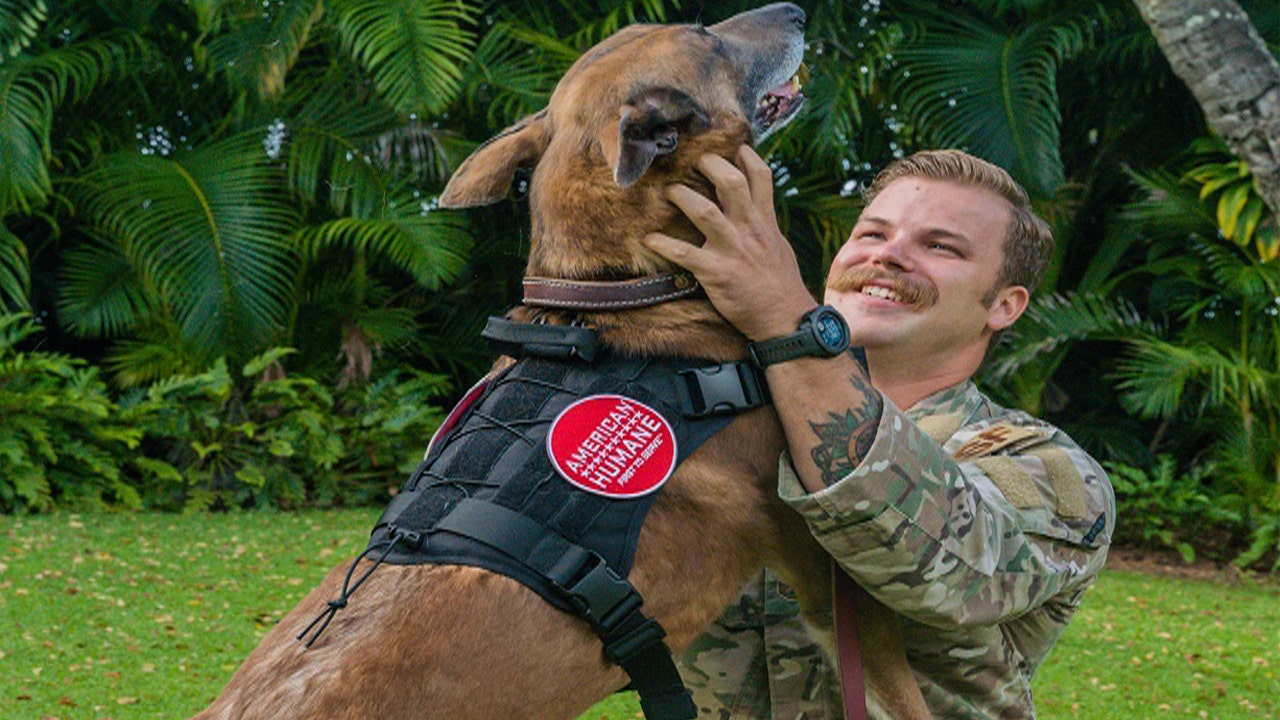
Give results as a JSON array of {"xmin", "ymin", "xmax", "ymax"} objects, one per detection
[{"xmin": 523, "ymin": 272, "xmax": 704, "ymax": 310}]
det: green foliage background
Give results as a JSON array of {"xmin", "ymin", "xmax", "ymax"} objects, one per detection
[{"xmin": 2, "ymin": 0, "xmax": 1280, "ymax": 566}]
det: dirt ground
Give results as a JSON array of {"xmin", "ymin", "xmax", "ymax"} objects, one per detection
[{"xmin": 1106, "ymin": 545, "xmax": 1276, "ymax": 585}]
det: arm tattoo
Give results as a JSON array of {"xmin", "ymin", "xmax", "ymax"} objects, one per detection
[{"xmin": 808, "ymin": 372, "xmax": 884, "ymax": 487}]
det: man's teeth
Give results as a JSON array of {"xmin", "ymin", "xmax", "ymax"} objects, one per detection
[{"xmin": 860, "ymin": 286, "xmax": 902, "ymax": 302}]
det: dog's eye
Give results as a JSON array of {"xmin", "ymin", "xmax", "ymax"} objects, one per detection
[{"xmin": 691, "ymin": 24, "xmax": 710, "ymax": 36}]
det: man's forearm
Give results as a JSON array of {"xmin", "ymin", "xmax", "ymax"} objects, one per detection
[{"xmin": 764, "ymin": 352, "xmax": 883, "ymax": 494}]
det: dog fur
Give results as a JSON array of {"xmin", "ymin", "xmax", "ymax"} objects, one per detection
[{"xmin": 190, "ymin": 5, "xmax": 930, "ymax": 719}]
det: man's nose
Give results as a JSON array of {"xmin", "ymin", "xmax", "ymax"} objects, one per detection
[{"xmin": 865, "ymin": 236, "xmax": 911, "ymax": 271}]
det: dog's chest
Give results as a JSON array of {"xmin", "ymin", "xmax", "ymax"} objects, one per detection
[{"xmin": 366, "ymin": 354, "xmax": 744, "ymax": 612}]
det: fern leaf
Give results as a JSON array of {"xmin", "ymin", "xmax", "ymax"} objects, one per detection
[
  {"xmin": 206, "ymin": 0, "xmax": 324, "ymax": 100},
  {"xmin": 0, "ymin": 221, "xmax": 29, "ymax": 310},
  {"xmin": 74, "ymin": 133, "xmax": 299, "ymax": 362},
  {"xmin": 330, "ymin": 0, "xmax": 477, "ymax": 116}
]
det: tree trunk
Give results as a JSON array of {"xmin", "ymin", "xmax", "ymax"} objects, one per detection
[{"xmin": 1132, "ymin": 0, "xmax": 1280, "ymax": 216}]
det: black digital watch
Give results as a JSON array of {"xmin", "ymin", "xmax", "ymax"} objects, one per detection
[{"xmin": 747, "ymin": 305, "xmax": 852, "ymax": 369}]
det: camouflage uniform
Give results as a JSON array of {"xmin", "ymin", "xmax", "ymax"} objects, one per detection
[{"xmin": 679, "ymin": 380, "xmax": 1114, "ymax": 719}]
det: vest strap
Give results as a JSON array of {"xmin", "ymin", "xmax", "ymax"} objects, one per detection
[{"xmin": 435, "ymin": 499, "xmax": 696, "ymax": 720}]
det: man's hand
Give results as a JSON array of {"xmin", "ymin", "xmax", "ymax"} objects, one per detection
[{"xmin": 643, "ymin": 145, "xmax": 816, "ymax": 341}]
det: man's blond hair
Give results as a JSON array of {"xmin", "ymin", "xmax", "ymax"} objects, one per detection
[{"xmin": 863, "ymin": 150, "xmax": 1054, "ymax": 298}]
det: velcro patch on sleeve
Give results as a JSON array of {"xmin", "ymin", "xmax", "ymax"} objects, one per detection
[
  {"xmin": 954, "ymin": 422, "xmax": 1047, "ymax": 461},
  {"xmin": 915, "ymin": 413, "xmax": 964, "ymax": 445},
  {"xmin": 1027, "ymin": 446, "xmax": 1087, "ymax": 520},
  {"xmin": 973, "ymin": 457, "xmax": 1044, "ymax": 509}
]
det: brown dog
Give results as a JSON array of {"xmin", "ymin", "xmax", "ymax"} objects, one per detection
[{"xmin": 190, "ymin": 5, "xmax": 930, "ymax": 719}]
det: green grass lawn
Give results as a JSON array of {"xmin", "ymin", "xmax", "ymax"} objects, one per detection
[{"xmin": 2, "ymin": 510, "xmax": 1277, "ymax": 720}]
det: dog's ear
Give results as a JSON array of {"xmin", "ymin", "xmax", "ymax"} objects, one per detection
[
  {"xmin": 613, "ymin": 88, "xmax": 710, "ymax": 187},
  {"xmin": 440, "ymin": 110, "xmax": 550, "ymax": 209}
]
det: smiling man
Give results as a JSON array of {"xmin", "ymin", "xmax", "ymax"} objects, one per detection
[{"xmin": 644, "ymin": 148, "xmax": 1115, "ymax": 719}]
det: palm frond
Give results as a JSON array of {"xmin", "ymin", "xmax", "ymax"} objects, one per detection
[
  {"xmin": 351, "ymin": 306, "xmax": 420, "ymax": 349},
  {"xmin": 0, "ymin": 31, "xmax": 149, "ymax": 215},
  {"xmin": 1121, "ymin": 167, "xmax": 1217, "ymax": 240},
  {"xmin": 887, "ymin": 5, "xmax": 1094, "ymax": 198},
  {"xmin": 458, "ymin": 0, "xmax": 675, "ymax": 127},
  {"xmin": 405, "ymin": 278, "xmax": 500, "ymax": 378},
  {"xmin": 329, "ymin": 0, "xmax": 477, "ymax": 117},
  {"xmin": 280, "ymin": 67, "xmax": 401, "ymax": 212},
  {"xmin": 0, "ymin": 222, "xmax": 29, "ymax": 310},
  {"xmin": 0, "ymin": 310, "xmax": 38, "ymax": 350},
  {"xmin": 273, "ymin": 30, "xmax": 481, "ymax": 220},
  {"xmin": 1115, "ymin": 339, "xmax": 1271, "ymax": 420},
  {"xmin": 459, "ymin": 20, "xmax": 567, "ymax": 125},
  {"xmin": 0, "ymin": 0, "xmax": 46, "ymax": 59},
  {"xmin": 562, "ymin": 0, "xmax": 672, "ymax": 42},
  {"xmin": 56, "ymin": 231, "xmax": 149, "ymax": 337},
  {"xmin": 769, "ymin": 163, "xmax": 863, "ymax": 285},
  {"xmin": 1114, "ymin": 340, "xmax": 1209, "ymax": 419},
  {"xmin": 373, "ymin": 122, "xmax": 472, "ymax": 187},
  {"xmin": 986, "ymin": 291, "xmax": 1157, "ymax": 381},
  {"xmin": 503, "ymin": 0, "xmax": 672, "ymax": 51},
  {"xmin": 205, "ymin": 0, "xmax": 324, "ymax": 100},
  {"xmin": 781, "ymin": 20, "xmax": 899, "ymax": 169},
  {"xmin": 73, "ymin": 133, "xmax": 299, "ymax": 361},
  {"xmin": 298, "ymin": 193, "xmax": 472, "ymax": 290},
  {"xmin": 106, "ymin": 322, "xmax": 207, "ymax": 389},
  {"xmin": 1189, "ymin": 234, "xmax": 1280, "ymax": 303},
  {"xmin": 0, "ymin": 59, "xmax": 55, "ymax": 216}
]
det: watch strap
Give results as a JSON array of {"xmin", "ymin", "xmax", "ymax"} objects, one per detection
[
  {"xmin": 748, "ymin": 331, "xmax": 818, "ymax": 368},
  {"xmin": 747, "ymin": 306, "xmax": 850, "ymax": 369}
]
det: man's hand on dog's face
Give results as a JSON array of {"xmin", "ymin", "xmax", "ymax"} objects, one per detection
[{"xmin": 643, "ymin": 146, "xmax": 816, "ymax": 341}]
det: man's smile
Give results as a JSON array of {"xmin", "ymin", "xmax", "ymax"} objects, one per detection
[
  {"xmin": 857, "ymin": 283, "xmax": 905, "ymax": 304},
  {"xmin": 827, "ymin": 267, "xmax": 938, "ymax": 310}
]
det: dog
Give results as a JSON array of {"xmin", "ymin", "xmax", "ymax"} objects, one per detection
[{"xmin": 190, "ymin": 5, "xmax": 930, "ymax": 719}]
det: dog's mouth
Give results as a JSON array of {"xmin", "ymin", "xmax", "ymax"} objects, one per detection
[{"xmin": 752, "ymin": 65, "xmax": 806, "ymax": 141}]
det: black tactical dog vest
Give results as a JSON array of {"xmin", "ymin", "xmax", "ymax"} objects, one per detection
[{"xmin": 300, "ymin": 318, "xmax": 770, "ymax": 720}]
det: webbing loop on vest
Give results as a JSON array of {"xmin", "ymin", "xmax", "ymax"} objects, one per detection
[
  {"xmin": 482, "ymin": 316, "xmax": 600, "ymax": 362},
  {"xmin": 436, "ymin": 499, "xmax": 696, "ymax": 719}
]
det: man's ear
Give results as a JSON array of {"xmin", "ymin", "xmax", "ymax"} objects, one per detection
[
  {"xmin": 612, "ymin": 88, "xmax": 709, "ymax": 187},
  {"xmin": 439, "ymin": 110, "xmax": 550, "ymax": 209},
  {"xmin": 986, "ymin": 285, "xmax": 1030, "ymax": 333}
]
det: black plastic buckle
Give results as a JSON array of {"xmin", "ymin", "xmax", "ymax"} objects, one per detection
[
  {"xmin": 482, "ymin": 316, "xmax": 599, "ymax": 362},
  {"xmin": 674, "ymin": 361, "xmax": 769, "ymax": 418},
  {"xmin": 561, "ymin": 553, "xmax": 640, "ymax": 631}
]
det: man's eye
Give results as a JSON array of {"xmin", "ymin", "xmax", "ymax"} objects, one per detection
[{"xmin": 931, "ymin": 243, "xmax": 960, "ymax": 255}]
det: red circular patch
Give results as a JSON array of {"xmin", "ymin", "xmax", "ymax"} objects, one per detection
[{"xmin": 546, "ymin": 395, "xmax": 678, "ymax": 499}]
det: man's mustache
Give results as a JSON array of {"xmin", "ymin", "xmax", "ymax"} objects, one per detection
[{"xmin": 826, "ymin": 268, "xmax": 938, "ymax": 310}]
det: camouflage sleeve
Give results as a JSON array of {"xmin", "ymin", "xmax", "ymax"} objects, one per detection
[
  {"xmin": 677, "ymin": 576, "xmax": 772, "ymax": 720},
  {"xmin": 777, "ymin": 395, "xmax": 1114, "ymax": 629}
]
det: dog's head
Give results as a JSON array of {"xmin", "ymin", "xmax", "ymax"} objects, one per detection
[{"xmin": 440, "ymin": 3, "xmax": 806, "ymax": 277}]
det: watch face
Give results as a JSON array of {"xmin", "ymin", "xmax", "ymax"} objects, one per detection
[{"xmin": 814, "ymin": 310, "xmax": 849, "ymax": 351}]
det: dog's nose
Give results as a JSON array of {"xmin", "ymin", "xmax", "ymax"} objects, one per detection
[{"xmin": 784, "ymin": 4, "xmax": 806, "ymax": 32}]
